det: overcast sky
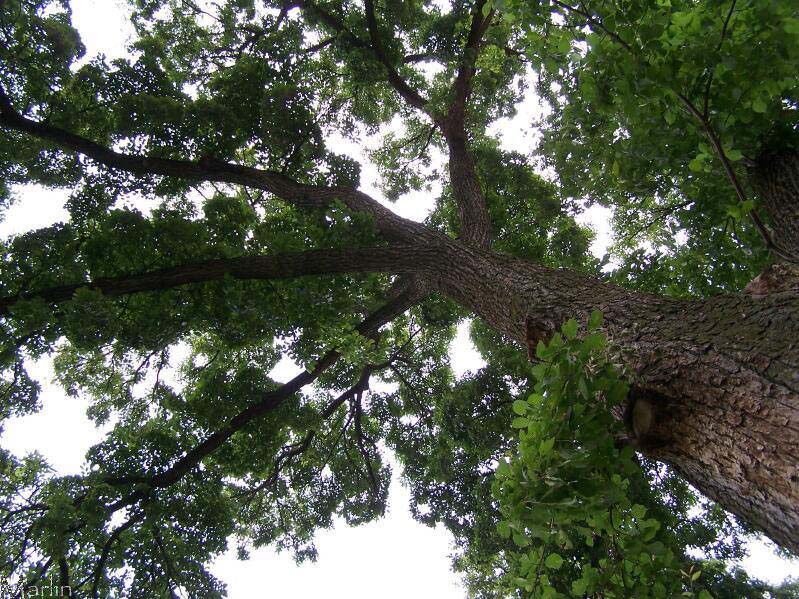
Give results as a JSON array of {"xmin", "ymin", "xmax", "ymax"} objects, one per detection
[{"xmin": 1, "ymin": 1, "xmax": 797, "ymax": 596}]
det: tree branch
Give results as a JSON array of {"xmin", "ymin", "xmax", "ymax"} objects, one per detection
[
  {"xmin": 436, "ymin": 0, "xmax": 495, "ymax": 250},
  {"xmin": 89, "ymin": 512, "xmax": 144, "ymax": 599},
  {"xmin": 0, "ymin": 84, "xmax": 430, "ymax": 244},
  {"xmin": 542, "ymin": 3, "xmax": 793, "ymax": 263},
  {"xmin": 363, "ymin": 0, "xmax": 430, "ymax": 111},
  {"xmin": 447, "ymin": 0, "xmax": 494, "ymax": 125},
  {"xmin": 296, "ymin": 0, "xmax": 429, "ymax": 112},
  {"xmin": 0, "ymin": 245, "xmax": 434, "ymax": 317},
  {"xmin": 677, "ymin": 93, "xmax": 799, "ymax": 263},
  {"xmin": 551, "ymin": 0, "xmax": 633, "ymax": 52},
  {"xmin": 252, "ymin": 365, "xmax": 374, "ymax": 496},
  {"xmin": 102, "ymin": 280, "xmax": 427, "ymax": 510}
]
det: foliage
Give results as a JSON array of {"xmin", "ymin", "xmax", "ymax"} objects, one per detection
[
  {"xmin": 496, "ymin": 0, "xmax": 798, "ymax": 294},
  {"xmin": 494, "ymin": 313, "xmax": 700, "ymax": 597},
  {"xmin": 0, "ymin": 0, "xmax": 797, "ymax": 597}
]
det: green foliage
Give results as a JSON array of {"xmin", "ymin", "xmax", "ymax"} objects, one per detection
[
  {"xmin": 494, "ymin": 313, "xmax": 686, "ymax": 596},
  {"xmin": 490, "ymin": 313, "xmax": 772, "ymax": 597},
  {"xmin": 495, "ymin": 0, "xmax": 798, "ymax": 294},
  {"xmin": 0, "ymin": 0, "xmax": 796, "ymax": 596}
]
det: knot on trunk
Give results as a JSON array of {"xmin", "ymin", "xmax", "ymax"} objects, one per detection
[
  {"xmin": 524, "ymin": 314, "xmax": 557, "ymax": 360},
  {"xmin": 623, "ymin": 389, "xmax": 672, "ymax": 451}
]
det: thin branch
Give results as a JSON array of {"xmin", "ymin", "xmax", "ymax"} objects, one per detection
[
  {"xmin": 622, "ymin": 198, "xmax": 693, "ymax": 243},
  {"xmin": 677, "ymin": 93, "xmax": 798, "ymax": 262},
  {"xmin": 102, "ymin": 282, "xmax": 427, "ymax": 511},
  {"xmin": 248, "ymin": 365, "xmax": 374, "ymax": 497},
  {"xmin": 402, "ymin": 52, "xmax": 439, "ymax": 64},
  {"xmin": 702, "ymin": 0, "xmax": 738, "ymax": 118},
  {"xmin": 294, "ymin": 0, "xmax": 429, "ymax": 112},
  {"xmin": 352, "ymin": 390, "xmax": 379, "ymax": 496},
  {"xmin": 552, "ymin": 0, "xmax": 633, "ymax": 52},
  {"xmin": 89, "ymin": 512, "xmax": 145, "ymax": 599},
  {"xmin": 363, "ymin": 0, "xmax": 429, "ymax": 111},
  {"xmin": 302, "ymin": 35, "xmax": 337, "ymax": 54}
]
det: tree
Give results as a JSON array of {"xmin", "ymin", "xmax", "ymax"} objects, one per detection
[{"xmin": 0, "ymin": 0, "xmax": 797, "ymax": 596}]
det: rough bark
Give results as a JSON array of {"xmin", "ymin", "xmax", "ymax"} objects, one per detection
[
  {"xmin": 441, "ymin": 123, "xmax": 493, "ymax": 249},
  {"xmin": 752, "ymin": 150, "xmax": 799, "ymax": 260},
  {"xmin": 427, "ymin": 241, "xmax": 799, "ymax": 553},
  {"xmin": 438, "ymin": 0, "xmax": 494, "ymax": 250}
]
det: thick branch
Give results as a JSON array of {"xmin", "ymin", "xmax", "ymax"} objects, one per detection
[
  {"xmin": 0, "ymin": 245, "xmax": 433, "ymax": 317},
  {"xmin": 0, "ymin": 85, "xmax": 429, "ymax": 244},
  {"xmin": 448, "ymin": 0, "xmax": 494, "ymax": 124},
  {"xmin": 436, "ymin": 0, "xmax": 494, "ymax": 250},
  {"xmin": 442, "ymin": 130, "xmax": 492, "ymax": 250}
]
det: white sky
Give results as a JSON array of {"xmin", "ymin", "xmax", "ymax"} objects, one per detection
[{"xmin": 0, "ymin": 1, "xmax": 797, "ymax": 596}]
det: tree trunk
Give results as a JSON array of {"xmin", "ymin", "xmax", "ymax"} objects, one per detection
[
  {"xmin": 752, "ymin": 150, "xmax": 799, "ymax": 260},
  {"xmin": 425, "ymin": 241, "xmax": 799, "ymax": 553}
]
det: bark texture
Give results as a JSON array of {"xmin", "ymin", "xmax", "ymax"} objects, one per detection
[
  {"xmin": 0, "ymin": 245, "xmax": 430, "ymax": 316},
  {"xmin": 753, "ymin": 150, "xmax": 799, "ymax": 260},
  {"xmin": 426, "ymin": 241, "xmax": 799, "ymax": 553}
]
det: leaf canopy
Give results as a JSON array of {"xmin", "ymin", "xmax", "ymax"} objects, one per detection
[{"xmin": 0, "ymin": 0, "xmax": 797, "ymax": 597}]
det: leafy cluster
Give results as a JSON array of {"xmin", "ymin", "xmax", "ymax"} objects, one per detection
[
  {"xmin": 494, "ymin": 0, "xmax": 798, "ymax": 294},
  {"xmin": 494, "ymin": 313, "xmax": 700, "ymax": 597},
  {"xmin": 489, "ymin": 311, "xmax": 799, "ymax": 598}
]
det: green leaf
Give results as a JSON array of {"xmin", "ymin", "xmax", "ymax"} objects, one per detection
[
  {"xmin": 587, "ymin": 309, "xmax": 603, "ymax": 331},
  {"xmin": 725, "ymin": 148, "xmax": 743, "ymax": 162},
  {"xmin": 536, "ymin": 339, "xmax": 547, "ymax": 359},
  {"xmin": 512, "ymin": 417, "xmax": 531, "ymax": 428},
  {"xmin": 562, "ymin": 318, "xmax": 578, "ymax": 340},
  {"xmin": 544, "ymin": 552, "xmax": 564, "ymax": 570},
  {"xmin": 783, "ymin": 17, "xmax": 799, "ymax": 34},
  {"xmin": 497, "ymin": 520, "xmax": 511, "ymax": 538},
  {"xmin": 512, "ymin": 400, "xmax": 529, "ymax": 415},
  {"xmin": 512, "ymin": 532, "xmax": 530, "ymax": 547},
  {"xmin": 752, "ymin": 97, "xmax": 767, "ymax": 113},
  {"xmin": 688, "ymin": 157, "xmax": 705, "ymax": 172},
  {"xmin": 572, "ymin": 577, "xmax": 588, "ymax": 595},
  {"xmin": 539, "ymin": 437, "xmax": 555, "ymax": 456}
]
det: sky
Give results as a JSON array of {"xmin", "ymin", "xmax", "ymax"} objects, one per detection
[{"xmin": 1, "ymin": 1, "xmax": 798, "ymax": 596}]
